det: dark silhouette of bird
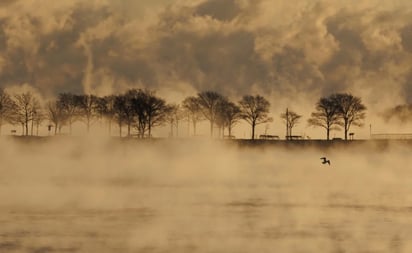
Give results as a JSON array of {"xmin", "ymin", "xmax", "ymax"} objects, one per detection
[{"xmin": 320, "ymin": 157, "xmax": 330, "ymax": 165}]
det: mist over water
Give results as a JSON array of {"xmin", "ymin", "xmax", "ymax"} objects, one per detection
[{"xmin": 1, "ymin": 138, "xmax": 412, "ymax": 252}]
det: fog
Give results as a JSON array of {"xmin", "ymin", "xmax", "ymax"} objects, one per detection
[
  {"xmin": 2, "ymin": 0, "xmax": 412, "ymax": 117},
  {"xmin": 3, "ymin": 0, "xmax": 412, "ymax": 137},
  {"xmin": 1, "ymin": 138, "xmax": 412, "ymax": 252}
]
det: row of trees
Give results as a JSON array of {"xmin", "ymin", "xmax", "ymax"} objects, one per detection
[
  {"xmin": 279, "ymin": 93, "xmax": 367, "ymax": 141},
  {"xmin": 0, "ymin": 88, "xmax": 366, "ymax": 140},
  {"xmin": 308, "ymin": 93, "xmax": 367, "ymax": 140},
  {"xmin": 0, "ymin": 89, "xmax": 272, "ymax": 139},
  {"xmin": 0, "ymin": 91, "xmax": 44, "ymax": 136}
]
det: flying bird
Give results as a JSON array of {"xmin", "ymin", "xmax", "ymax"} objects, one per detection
[{"xmin": 320, "ymin": 157, "xmax": 330, "ymax": 165}]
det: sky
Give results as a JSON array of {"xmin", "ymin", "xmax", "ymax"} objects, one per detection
[{"xmin": 0, "ymin": 0, "xmax": 412, "ymax": 137}]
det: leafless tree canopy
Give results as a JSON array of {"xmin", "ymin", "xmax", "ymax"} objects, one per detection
[
  {"xmin": 0, "ymin": 89, "xmax": 15, "ymax": 135},
  {"xmin": 0, "ymin": 87, "xmax": 372, "ymax": 140},
  {"xmin": 12, "ymin": 92, "xmax": 41, "ymax": 136},
  {"xmin": 196, "ymin": 91, "xmax": 225, "ymax": 137},
  {"xmin": 182, "ymin": 96, "xmax": 204, "ymax": 137},
  {"xmin": 281, "ymin": 109, "xmax": 302, "ymax": 139},
  {"xmin": 308, "ymin": 97, "xmax": 341, "ymax": 140},
  {"xmin": 239, "ymin": 95, "xmax": 273, "ymax": 140},
  {"xmin": 307, "ymin": 93, "xmax": 366, "ymax": 140},
  {"xmin": 217, "ymin": 99, "xmax": 242, "ymax": 138},
  {"xmin": 76, "ymin": 94, "xmax": 100, "ymax": 133},
  {"xmin": 110, "ymin": 89, "xmax": 169, "ymax": 138},
  {"xmin": 332, "ymin": 93, "xmax": 367, "ymax": 140}
]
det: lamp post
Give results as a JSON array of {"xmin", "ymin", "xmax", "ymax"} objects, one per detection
[
  {"xmin": 48, "ymin": 124, "xmax": 53, "ymax": 136},
  {"xmin": 369, "ymin": 124, "xmax": 372, "ymax": 139}
]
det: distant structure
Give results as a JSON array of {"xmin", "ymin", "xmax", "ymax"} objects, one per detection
[
  {"xmin": 285, "ymin": 108, "xmax": 289, "ymax": 139},
  {"xmin": 286, "ymin": 135, "xmax": 303, "ymax": 140},
  {"xmin": 369, "ymin": 124, "xmax": 412, "ymax": 140},
  {"xmin": 371, "ymin": 133, "xmax": 412, "ymax": 140},
  {"xmin": 259, "ymin": 134, "xmax": 279, "ymax": 140}
]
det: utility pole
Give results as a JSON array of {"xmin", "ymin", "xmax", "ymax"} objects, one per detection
[
  {"xmin": 369, "ymin": 124, "xmax": 372, "ymax": 139},
  {"xmin": 285, "ymin": 108, "xmax": 289, "ymax": 140}
]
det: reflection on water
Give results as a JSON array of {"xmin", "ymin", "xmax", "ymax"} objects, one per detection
[
  {"xmin": 1, "ymin": 141, "xmax": 412, "ymax": 252},
  {"xmin": 1, "ymin": 186, "xmax": 412, "ymax": 253}
]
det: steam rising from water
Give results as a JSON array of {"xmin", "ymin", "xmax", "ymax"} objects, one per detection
[
  {"xmin": 1, "ymin": 138, "xmax": 412, "ymax": 252},
  {"xmin": 1, "ymin": 0, "xmax": 412, "ymax": 111}
]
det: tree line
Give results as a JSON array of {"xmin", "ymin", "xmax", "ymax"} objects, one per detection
[{"xmin": 0, "ymin": 88, "xmax": 366, "ymax": 140}]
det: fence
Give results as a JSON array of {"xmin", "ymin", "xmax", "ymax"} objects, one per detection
[{"xmin": 371, "ymin": 133, "xmax": 412, "ymax": 140}]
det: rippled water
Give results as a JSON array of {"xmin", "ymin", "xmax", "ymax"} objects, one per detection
[{"xmin": 1, "ymin": 140, "xmax": 412, "ymax": 252}]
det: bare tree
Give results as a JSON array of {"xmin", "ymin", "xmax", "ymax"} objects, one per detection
[
  {"xmin": 281, "ymin": 109, "xmax": 302, "ymax": 139},
  {"xmin": 115, "ymin": 89, "xmax": 169, "ymax": 138},
  {"xmin": 217, "ymin": 99, "xmax": 241, "ymax": 138},
  {"xmin": 0, "ymin": 89, "xmax": 15, "ymax": 135},
  {"xmin": 58, "ymin": 93, "xmax": 79, "ymax": 135},
  {"xmin": 182, "ymin": 96, "xmax": 204, "ymax": 136},
  {"xmin": 31, "ymin": 102, "xmax": 45, "ymax": 136},
  {"xmin": 96, "ymin": 95, "xmax": 116, "ymax": 136},
  {"xmin": 114, "ymin": 92, "xmax": 135, "ymax": 137},
  {"xmin": 13, "ymin": 92, "xmax": 41, "ymax": 136},
  {"xmin": 137, "ymin": 90, "xmax": 169, "ymax": 138},
  {"xmin": 331, "ymin": 93, "xmax": 367, "ymax": 140},
  {"xmin": 167, "ymin": 104, "xmax": 185, "ymax": 138},
  {"xmin": 113, "ymin": 95, "xmax": 130, "ymax": 137},
  {"xmin": 76, "ymin": 94, "xmax": 100, "ymax": 133},
  {"xmin": 308, "ymin": 97, "xmax": 341, "ymax": 140},
  {"xmin": 239, "ymin": 95, "xmax": 273, "ymax": 140},
  {"xmin": 47, "ymin": 100, "xmax": 68, "ymax": 134},
  {"xmin": 197, "ymin": 91, "xmax": 225, "ymax": 137}
]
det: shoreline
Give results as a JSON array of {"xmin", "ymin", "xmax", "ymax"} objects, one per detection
[{"xmin": 2, "ymin": 135, "xmax": 412, "ymax": 150}]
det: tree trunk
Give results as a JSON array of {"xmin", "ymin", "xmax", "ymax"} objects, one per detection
[
  {"xmin": 170, "ymin": 120, "xmax": 174, "ymax": 138},
  {"xmin": 176, "ymin": 120, "xmax": 179, "ymax": 138},
  {"xmin": 326, "ymin": 127, "xmax": 330, "ymax": 141},
  {"xmin": 251, "ymin": 122, "xmax": 256, "ymax": 140},
  {"xmin": 25, "ymin": 121, "xmax": 29, "ymax": 136},
  {"xmin": 210, "ymin": 120, "xmax": 214, "ymax": 138},
  {"xmin": 127, "ymin": 122, "xmax": 131, "ymax": 137},
  {"xmin": 228, "ymin": 125, "xmax": 232, "ymax": 138},
  {"xmin": 108, "ymin": 119, "xmax": 112, "ymax": 136},
  {"xmin": 187, "ymin": 116, "xmax": 190, "ymax": 137},
  {"xmin": 193, "ymin": 121, "xmax": 197, "ymax": 136},
  {"xmin": 344, "ymin": 118, "xmax": 348, "ymax": 140},
  {"xmin": 31, "ymin": 118, "xmax": 34, "ymax": 136}
]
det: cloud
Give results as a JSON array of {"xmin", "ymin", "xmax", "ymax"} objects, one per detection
[
  {"xmin": 382, "ymin": 104, "xmax": 412, "ymax": 124},
  {"xmin": 0, "ymin": 0, "xmax": 412, "ymax": 116},
  {"xmin": 195, "ymin": 0, "xmax": 241, "ymax": 22}
]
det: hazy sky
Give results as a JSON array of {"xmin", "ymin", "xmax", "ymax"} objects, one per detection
[{"xmin": 1, "ymin": 0, "xmax": 412, "ymax": 127}]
